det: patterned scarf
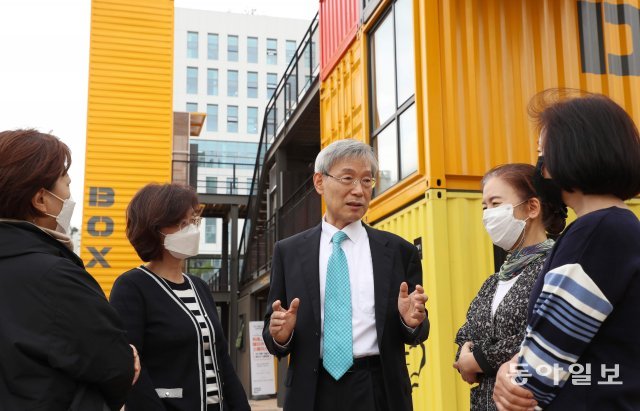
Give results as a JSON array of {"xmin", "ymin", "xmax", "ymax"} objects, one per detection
[{"xmin": 497, "ymin": 238, "xmax": 555, "ymax": 281}]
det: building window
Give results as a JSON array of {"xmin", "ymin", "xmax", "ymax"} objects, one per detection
[
  {"xmin": 207, "ymin": 104, "xmax": 218, "ymax": 132},
  {"xmin": 247, "ymin": 107, "xmax": 259, "ymax": 134},
  {"xmin": 369, "ymin": 0, "xmax": 417, "ymax": 194},
  {"xmin": 266, "ymin": 38, "xmax": 277, "ymax": 65},
  {"xmin": 187, "ymin": 67, "xmax": 198, "ymax": 94},
  {"xmin": 247, "ymin": 37, "xmax": 258, "ymax": 63},
  {"xmin": 227, "ymin": 70, "xmax": 238, "ymax": 97},
  {"xmin": 205, "ymin": 218, "xmax": 217, "ymax": 243},
  {"xmin": 186, "ymin": 102, "xmax": 198, "ymax": 112},
  {"xmin": 227, "ymin": 105, "xmax": 238, "ymax": 133},
  {"xmin": 187, "ymin": 31, "xmax": 198, "ymax": 58},
  {"xmin": 207, "ymin": 69, "xmax": 218, "ymax": 96},
  {"xmin": 206, "ymin": 177, "xmax": 218, "ymax": 194},
  {"xmin": 266, "ymin": 109, "xmax": 275, "ymax": 137},
  {"xmin": 227, "ymin": 35, "xmax": 238, "ymax": 62},
  {"xmin": 286, "ymin": 40, "xmax": 296, "ymax": 63},
  {"xmin": 267, "ymin": 73, "xmax": 277, "ymax": 99},
  {"xmin": 208, "ymin": 33, "xmax": 219, "ymax": 60},
  {"xmin": 247, "ymin": 71, "xmax": 258, "ymax": 98}
]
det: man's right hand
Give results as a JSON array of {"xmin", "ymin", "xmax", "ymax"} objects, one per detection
[{"xmin": 269, "ymin": 298, "xmax": 300, "ymax": 345}]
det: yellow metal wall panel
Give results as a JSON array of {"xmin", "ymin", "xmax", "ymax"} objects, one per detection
[
  {"xmin": 319, "ymin": 37, "xmax": 366, "ymax": 147},
  {"xmin": 421, "ymin": 0, "xmax": 640, "ymax": 188},
  {"xmin": 373, "ymin": 191, "xmax": 494, "ymax": 411},
  {"xmin": 81, "ymin": 0, "xmax": 174, "ymax": 296}
]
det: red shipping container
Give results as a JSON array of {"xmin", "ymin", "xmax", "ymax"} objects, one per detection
[{"xmin": 319, "ymin": 0, "xmax": 359, "ymax": 80}]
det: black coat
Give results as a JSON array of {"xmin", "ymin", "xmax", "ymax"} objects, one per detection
[
  {"xmin": 110, "ymin": 267, "xmax": 250, "ymax": 411},
  {"xmin": 0, "ymin": 221, "xmax": 134, "ymax": 411},
  {"xmin": 262, "ymin": 223, "xmax": 430, "ymax": 411}
]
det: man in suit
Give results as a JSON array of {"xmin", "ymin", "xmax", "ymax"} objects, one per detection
[{"xmin": 262, "ymin": 139, "xmax": 430, "ymax": 411}]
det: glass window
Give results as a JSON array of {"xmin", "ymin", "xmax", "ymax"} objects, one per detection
[
  {"xmin": 205, "ymin": 218, "xmax": 217, "ymax": 243},
  {"xmin": 207, "ymin": 69, "xmax": 218, "ymax": 96},
  {"xmin": 187, "ymin": 67, "xmax": 198, "ymax": 94},
  {"xmin": 267, "ymin": 73, "xmax": 277, "ymax": 99},
  {"xmin": 208, "ymin": 33, "xmax": 219, "ymax": 60},
  {"xmin": 186, "ymin": 102, "xmax": 198, "ymax": 112},
  {"xmin": 370, "ymin": 14, "xmax": 396, "ymax": 128},
  {"xmin": 247, "ymin": 107, "xmax": 259, "ymax": 134},
  {"xmin": 369, "ymin": 0, "xmax": 417, "ymax": 195},
  {"xmin": 192, "ymin": 140, "xmax": 259, "ymax": 168},
  {"xmin": 266, "ymin": 108, "xmax": 275, "ymax": 137},
  {"xmin": 267, "ymin": 38, "xmax": 277, "ymax": 65},
  {"xmin": 207, "ymin": 104, "xmax": 218, "ymax": 132},
  {"xmin": 374, "ymin": 123, "xmax": 398, "ymax": 194},
  {"xmin": 247, "ymin": 37, "xmax": 258, "ymax": 63},
  {"xmin": 247, "ymin": 71, "xmax": 258, "ymax": 98},
  {"xmin": 395, "ymin": 0, "xmax": 415, "ymax": 106},
  {"xmin": 206, "ymin": 177, "xmax": 217, "ymax": 194},
  {"xmin": 227, "ymin": 105, "xmax": 238, "ymax": 133},
  {"xmin": 227, "ymin": 35, "xmax": 238, "ymax": 61},
  {"xmin": 187, "ymin": 31, "xmax": 198, "ymax": 58},
  {"xmin": 227, "ymin": 70, "xmax": 238, "ymax": 97},
  {"xmin": 286, "ymin": 40, "xmax": 296, "ymax": 63},
  {"xmin": 398, "ymin": 103, "xmax": 417, "ymax": 178}
]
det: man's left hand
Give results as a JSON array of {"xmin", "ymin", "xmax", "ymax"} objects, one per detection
[{"xmin": 398, "ymin": 282, "xmax": 428, "ymax": 328}]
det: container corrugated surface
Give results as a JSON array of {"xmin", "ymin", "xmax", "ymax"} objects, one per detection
[
  {"xmin": 81, "ymin": 0, "xmax": 174, "ymax": 296},
  {"xmin": 415, "ymin": 0, "xmax": 640, "ymax": 190},
  {"xmin": 319, "ymin": 0, "xmax": 359, "ymax": 80},
  {"xmin": 373, "ymin": 191, "xmax": 493, "ymax": 411},
  {"xmin": 319, "ymin": 37, "xmax": 366, "ymax": 147}
]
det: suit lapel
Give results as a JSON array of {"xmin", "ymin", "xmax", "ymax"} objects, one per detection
[
  {"xmin": 298, "ymin": 223, "xmax": 322, "ymax": 331},
  {"xmin": 365, "ymin": 224, "xmax": 394, "ymax": 342}
]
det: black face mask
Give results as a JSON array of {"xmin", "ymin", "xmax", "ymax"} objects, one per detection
[{"xmin": 533, "ymin": 156, "xmax": 567, "ymax": 219}]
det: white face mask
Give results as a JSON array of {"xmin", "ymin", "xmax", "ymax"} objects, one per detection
[
  {"xmin": 482, "ymin": 201, "xmax": 528, "ymax": 251},
  {"xmin": 163, "ymin": 224, "xmax": 200, "ymax": 259},
  {"xmin": 44, "ymin": 190, "xmax": 76, "ymax": 235}
]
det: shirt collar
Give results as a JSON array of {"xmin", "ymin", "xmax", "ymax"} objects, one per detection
[{"xmin": 321, "ymin": 216, "xmax": 366, "ymax": 244}]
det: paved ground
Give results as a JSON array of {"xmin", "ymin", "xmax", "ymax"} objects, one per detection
[{"xmin": 249, "ymin": 397, "xmax": 281, "ymax": 411}]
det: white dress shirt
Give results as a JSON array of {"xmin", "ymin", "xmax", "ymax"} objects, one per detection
[{"xmin": 319, "ymin": 218, "xmax": 379, "ymax": 357}]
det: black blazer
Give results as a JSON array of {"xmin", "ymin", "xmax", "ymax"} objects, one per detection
[
  {"xmin": 110, "ymin": 268, "xmax": 250, "ymax": 411},
  {"xmin": 262, "ymin": 223, "xmax": 430, "ymax": 411},
  {"xmin": 0, "ymin": 221, "xmax": 133, "ymax": 411}
]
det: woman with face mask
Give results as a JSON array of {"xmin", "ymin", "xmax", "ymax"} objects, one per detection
[
  {"xmin": 493, "ymin": 92, "xmax": 640, "ymax": 410},
  {"xmin": 110, "ymin": 183, "xmax": 250, "ymax": 411},
  {"xmin": 0, "ymin": 129, "xmax": 139, "ymax": 410},
  {"xmin": 453, "ymin": 163, "xmax": 566, "ymax": 411}
]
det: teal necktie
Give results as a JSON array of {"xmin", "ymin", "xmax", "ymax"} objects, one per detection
[{"xmin": 323, "ymin": 230, "xmax": 353, "ymax": 380}]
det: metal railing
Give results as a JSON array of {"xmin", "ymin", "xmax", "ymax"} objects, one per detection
[
  {"xmin": 172, "ymin": 159, "xmax": 255, "ymax": 195},
  {"xmin": 186, "ymin": 256, "xmax": 228, "ymax": 292},
  {"xmin": 238, "ymin": 13, "xmax": 320, "ymax": 282},
  {"xmin": 239, "ymin": 175, "xmax": 320, "ymax": 285}
]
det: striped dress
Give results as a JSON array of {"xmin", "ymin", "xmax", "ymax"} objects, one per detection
[
  {"xmin": 515, "ymin": 207, "xmax": 640, "ymax": 410},
  {"xmin": 168, "ymin": 279, "xmax": 221, "ymax": 406}
]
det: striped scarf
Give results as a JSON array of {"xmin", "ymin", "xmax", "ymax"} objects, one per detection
[{"xmin": 497, "ymin": 239, "xmax": 555, "ymax": 281}]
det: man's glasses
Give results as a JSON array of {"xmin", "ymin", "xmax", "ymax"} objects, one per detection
[{"xmin": 324, "ymin": 173, "xmax": 376, "ymax": 189}]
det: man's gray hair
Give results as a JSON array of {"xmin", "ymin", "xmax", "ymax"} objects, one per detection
[{"xmin": 314, "ymin": 139, "xmax": 379, "ymax": 176}]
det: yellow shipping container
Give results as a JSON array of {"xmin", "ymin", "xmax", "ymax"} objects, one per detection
[
  {"xmin": 374, "ymin": 195, "xmax": 640, "ymax": 411},
  {"xmin": 81, "ymin": 0, "xmax": 174, "ymax": 296},
  {"xmin": 320, "ymin": 36, "xmax": 367, "ymax": 147},
  {"xmin": 318, "ymin": 0, "xmax": 640, "ymax": 409}
]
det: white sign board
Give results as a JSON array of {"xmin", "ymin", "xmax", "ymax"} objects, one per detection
[{"xmin": 249, "ymin": 321, "xmax": 276, "ymax": 396}]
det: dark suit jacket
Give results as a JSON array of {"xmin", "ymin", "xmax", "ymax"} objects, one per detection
[{"xmin": 262, "ymin": 222, "xmax": 430, "ymax": 411}]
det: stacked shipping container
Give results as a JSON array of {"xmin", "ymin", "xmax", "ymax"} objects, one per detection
[{"xmin": 319, "ymin": 0, "xmax": 640, "ymax": 409}]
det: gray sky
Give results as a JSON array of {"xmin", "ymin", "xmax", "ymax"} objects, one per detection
[{"xmin": 0, "ymin": 0, "xmax": 317, "ymax": 227}]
